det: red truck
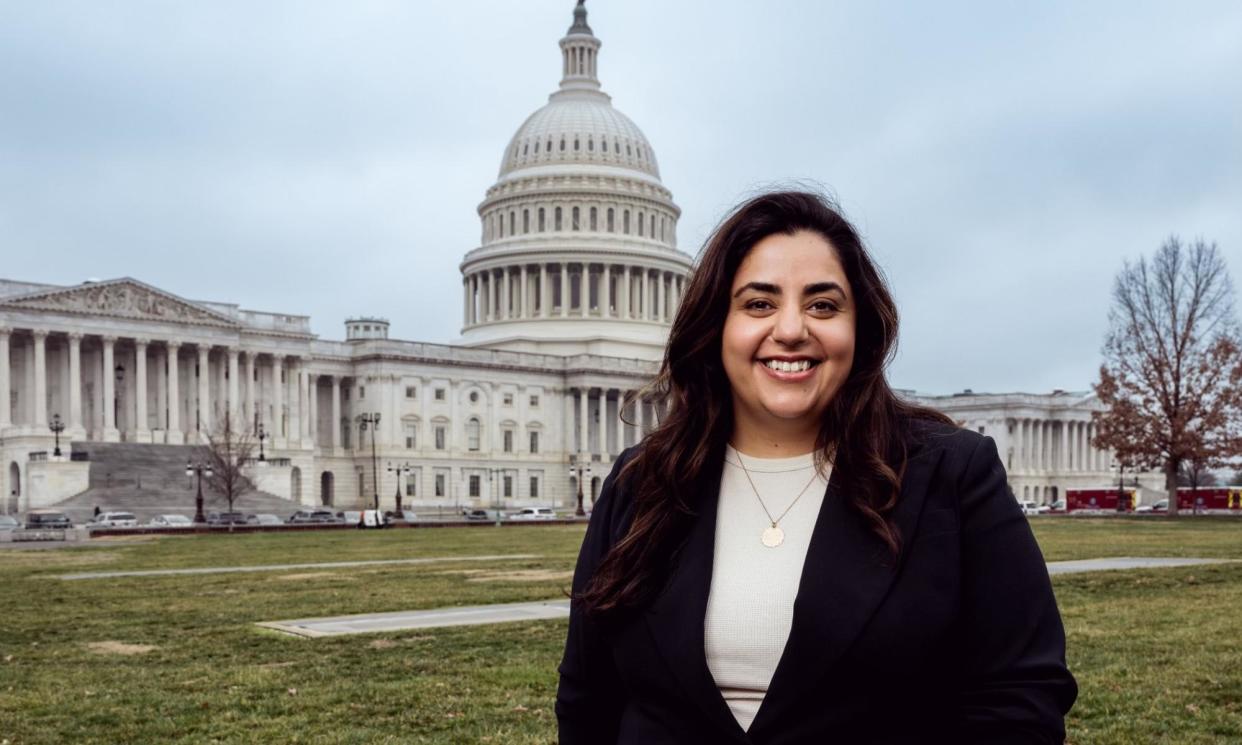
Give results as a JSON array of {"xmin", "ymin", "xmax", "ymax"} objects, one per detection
[
  {"xmin": 1176, "ymin": 487, "xmax": 1242, "ymax": 512},
  {"xmin": 1065, "ymin": 488, "xmax": 1137, "ymax": 513}
]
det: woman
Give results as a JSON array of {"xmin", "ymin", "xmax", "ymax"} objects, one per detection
[{"xmin": 557, "ymin": 191, "xmax": 1077, "ymax": 744}]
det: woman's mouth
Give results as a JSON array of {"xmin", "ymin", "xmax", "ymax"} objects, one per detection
[{"xmin": 757, "ymin": 358, "xmax": 820, "ymax": 380}]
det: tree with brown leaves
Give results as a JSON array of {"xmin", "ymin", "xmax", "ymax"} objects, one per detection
[
  {"xmin": 200, "ymin": 412, "xmax": 257, "ymax": 525},
  {"xmin": 1092, "ymin": 236, "xmax": 1242, "ymax": 514}
]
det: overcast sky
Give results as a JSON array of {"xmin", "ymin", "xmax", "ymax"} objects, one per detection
[{"xmin": 2, "ymin": 1, "xmax": 1239, "ymax": 395}]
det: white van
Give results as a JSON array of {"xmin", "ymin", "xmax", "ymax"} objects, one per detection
[{"xmin": 508, "ymin": 507, "xmax": 557, "ymax": 521}]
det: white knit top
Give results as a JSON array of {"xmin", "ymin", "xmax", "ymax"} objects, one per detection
[{"xmin": 704, "ymin": 445, "xmax": 832, "ymax": 732}]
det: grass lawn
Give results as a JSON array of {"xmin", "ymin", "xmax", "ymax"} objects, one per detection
[{"xmin": 0, "ymin": 518, "xmax": 1239, "ymax": 743}]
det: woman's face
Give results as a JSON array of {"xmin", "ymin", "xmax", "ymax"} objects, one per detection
[{"xmin": 722, "ymin": 230, "xmax": 856, "ymax": 440}]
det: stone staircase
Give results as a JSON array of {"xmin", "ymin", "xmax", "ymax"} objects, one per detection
[{"xmin": 52, "ymin": 441, "xmax": 297, "ymax": 523}]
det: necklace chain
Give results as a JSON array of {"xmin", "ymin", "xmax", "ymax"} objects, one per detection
[{"xmin": 733, "ymin": 451, "xmax": 823, "ymax": 528}]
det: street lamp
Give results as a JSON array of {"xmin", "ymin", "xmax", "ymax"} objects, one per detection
[
  {"xmin": 255, "ymin": 415, "xmax": 268, "ymax": 463},
  {"xmin": 357, "ymin": 412, "xmax": 381, "ymax": 510},
  {"xmin": 569, "ymin": 460, "xmax": 593, "ymax": 516},
  {"xmin": 114, "ymin": 364, "xmax": 125, "ymax": 435},
  {"xmin": 1111, "ymin": 459, "xmax": 1127, "ymax": 513},
  {"xmin": 387, "ymin": 461, "xmax": 414, "ymax": 517},
  {"xmin": 487, "ymin": 467, "xmax": 506, "ymax": 526},
  {"xmin": 186, "ymin": 458, "xmax": 213, "ymax": 524},
  {"xmin": 50, "ymin": 413, "xmax": 65, "ymax": 457}
]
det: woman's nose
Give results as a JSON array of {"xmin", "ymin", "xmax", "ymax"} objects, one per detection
[{"xmin": 770, "ymin": 304, "xmax": 807, "ymax": 344}]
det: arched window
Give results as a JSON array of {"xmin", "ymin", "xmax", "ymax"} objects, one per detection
[
  {"xmin": 638, "ymin": 211, "xmax": 645, "ymax": 237},
  {"xmin": 589, "ymin": 206, "xmax": 598, "ymax": 231},
  {"xmin": 523, "ymin": 209, "xmax": 530, "ymax": 233},
  {"xmin": 572, "ymin": 206, "xmax": 580, "ymax": 231},
  {"xmin": 587, "ymin": 137, "xmax": 593, "ymax": 152},
  {"xmin": 534, "ymin": 140, "xmax": 539, "ymax": 153},
  {"xmin": 538, "ymin": 208, "xmax": 546, "ymax": 232},
  {"xmin": 499, "ymin": 214, "xmax": 504, "ymax": 238},
  {"xmin": 614, "ymin": 141, "xmax": 620, "ymax": 154},
  {"xmin": 547, "ymin": 138, "xmax": 553, "ymax": 152},
  {"xmin": 555, "ymin": 207, "xmax": 563, "ymax": 231},
  {"xmin": 626, "ymin": 144, "xmax": 632, "ymax": 156},
  {"xmin": 660, "ymin": 216, "xmax": 665, "ymax": 241},
  {"xmin": 522, "ymin": 143, "xmax": 528, "ymax": 155},
  {"xmin": 466, "ymin": 418, "xmax": 481, "ymax": 451},
  {"xmin": 509, "ymin": 211, "xmax": 516, "ymax": 236},
  {"xmin": 560, "ymin": 138, "xmax": 566, "ymax": 152},
  {"xmin": 623, "ymin": 209, "xmax": 630, "ymax": 234},
  {"xmin": 650, "ymin": 214, "xmax": 656, "ymax": 237},
  {"xmin": 574, "ymin": 137, "xmax": 580, "ymax": 151},
  {"xmin": 607, "ymin": 208, "xmax": 615, "ymax": 232}
]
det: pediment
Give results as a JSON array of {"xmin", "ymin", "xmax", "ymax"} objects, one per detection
[{"xmin": 0, "ymin": 278, "xmax": 240, "ymax": 328}]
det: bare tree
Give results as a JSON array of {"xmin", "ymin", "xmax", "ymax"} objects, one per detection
[
  {"xmin": 1092, "ymin": 236, "xmax": 1242, "ymax": 514},
  {"xmin": 201, "ymin": 413, "xmax": 257, "ymax": 525}
]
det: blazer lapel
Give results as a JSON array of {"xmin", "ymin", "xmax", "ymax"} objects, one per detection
[
  {"xmin": 643, "ymin": 459, "xmax": 750, "ymax": 741},
  {"xmin": 748, "ymin": 442, "xmax": 946, "ymax": 736}
]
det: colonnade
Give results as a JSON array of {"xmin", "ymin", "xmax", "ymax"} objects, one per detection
[
  {"xmin": 463, "ymin": 263, "xmax": 684, "ymax": 326},
  {"xmin": 1010, "ymin": 418, "xmax": 1109, "ymax": 473},
  {"xmin": 565, "ymin": 386, "xmax": 661, "ymax": 460},
  {"xmin": 0, "ymin": 327, "xmax": 349, "ymax": 450}
]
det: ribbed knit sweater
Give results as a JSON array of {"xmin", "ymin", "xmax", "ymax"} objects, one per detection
[{"xmin": 704, "ymin": 445, "xmax": 832, "ymax": 732}]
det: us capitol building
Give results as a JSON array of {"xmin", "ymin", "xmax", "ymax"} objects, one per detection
[{"xmin": 0, "ymin": 3, "xmax": 1154, "ymax": 515}]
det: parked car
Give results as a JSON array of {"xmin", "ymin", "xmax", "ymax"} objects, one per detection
[
  {"xmin": 288, "ymin": 509, "xmax": 341, "ymax": 524},
  {"xmin": 384, "ymin": 510, "xmax": 419, "ymax": 522},
  {"xmin": 462, "ymin": 509, "xmax": 492, "ymax": 522},
  {"xmin": 90, "ymin": 511, "xmax": 139, "ymax": 528},
  {"xmin": 246, "ymin": 513, "xmax": 284, "ymax": 526},
  {"xmin": 1020, "ymin": 500, "xmax": 1042, "ymax": 516},
  {"xmin": 25, "ymin": 511, "xmax": 72, "ymax": 530},
  {"xmin": 508, "ymin": 507, "xmax": 558, "ymax": 521},
  {"xmin": 1048, "ymin": 500, "xmax": 1067, "ymax": 513},
  {"xmin": 206, "ymin": 511, "xmax": 248, "ymax": 526},
  {"xmin": 336, "ymin": 510, "xmax": 364, "ymax": 525},
  {"xmin": 148, "ymin": 514, "xmax": 193, "ymax": 528},
  {"xmin": 0, "ymin": 515, "xmax": 20, "ymax": 532}
]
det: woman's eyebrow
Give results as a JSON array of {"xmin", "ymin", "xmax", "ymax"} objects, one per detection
[{"xmin": 732, "ymin": 280, "xmax": 846, "ymax": 298}]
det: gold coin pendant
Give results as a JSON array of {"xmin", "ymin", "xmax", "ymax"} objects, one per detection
[{"xmin": 761, "ymin": 525, "xmax": 785, "ymax": 548}]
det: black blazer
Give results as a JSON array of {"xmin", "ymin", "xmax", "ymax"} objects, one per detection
[{"xmin": 557, "ymin": 422, "xmax": 1077, "ymax": 744}]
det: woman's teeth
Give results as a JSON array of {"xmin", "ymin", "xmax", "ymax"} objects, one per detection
[{"xmin": 764, "ymin": 359, "xmax": 814, "ymax": 373}]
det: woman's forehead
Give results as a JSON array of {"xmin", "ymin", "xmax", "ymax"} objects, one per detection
[{"xmin": 732, "ymin": 231, "xmax": 847, "ymax": 287}]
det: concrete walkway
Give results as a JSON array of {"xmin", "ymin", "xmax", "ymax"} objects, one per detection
[
  {"xmin": 58, "ymin": 553, "xmax": 540, "ymax": 580},
  {"xmin": 257, "ymin": 556, "xmax": 1237, "ymax": 638}
]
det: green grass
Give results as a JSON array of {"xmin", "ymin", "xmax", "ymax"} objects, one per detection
[{"xmin": 0, "ymin": 519, "xmax": 1239, "ymax": 743}]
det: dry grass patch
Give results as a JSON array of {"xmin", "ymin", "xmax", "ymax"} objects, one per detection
[
  {"xmin": 85, "ymin": 640, "xmax": 157, "ymax": 655},
  {"xmin": 272, "ymin": 572, "xmax": 340, "ymax": 581},
  {"xmin": 439, "ymin": 568, "xmax": 573, "ymax": 583}
]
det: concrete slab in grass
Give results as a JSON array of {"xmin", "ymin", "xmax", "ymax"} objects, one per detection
[
  {"xmin": 1047, "ymin": 557, "xmax": 1236, "ymax": 575},
  {"xmin": 258, "ymin": 599, "xmax": 571, "ymax": 638}
]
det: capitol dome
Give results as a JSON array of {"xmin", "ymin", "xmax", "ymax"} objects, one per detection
[{"xmin": 458, "ymin": 0, "xmax": 692, "ymax": 361}]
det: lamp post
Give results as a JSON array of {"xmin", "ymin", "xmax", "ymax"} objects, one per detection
[
  {"xmin": 358, "ymin": 412, "xmax": 381, "ymax": 510},
  {"xmin": 569, "ymin": 460, "xmax": 593, "ymax": 516},
  {"xmin": 487, "ymin": 467, "xmax": 505, "ymax": 526},
  {"xmin": 114, "ymin": 364, "xmax": 125, "ymax": 437},
  {"xmin": 254, "ymin": 412, "xmax": 268, "ymax": 462},
  {"xmin": 186, "ymin": 458, "xmax": 213, "ymax": 524},
  {"xmin": 50, "ymin": 413, "xmax": 65, "ymax": 457},
  {"xmin": 387, "ymin": 461, "xmax": 413, "ymax": 517},
  {"xmin": 1112, "ymin": 459, "xmax": 1127, "ymax": 513}
]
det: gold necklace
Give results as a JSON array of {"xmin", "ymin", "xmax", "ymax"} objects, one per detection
[{"xmin": 733, "ymin": 451, "xmax": 823, "ymax": 548}]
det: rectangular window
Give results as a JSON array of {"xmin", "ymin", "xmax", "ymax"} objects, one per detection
[
  {"xmin": 405, "ymin": 471, "xmax": 418, "ymax": 497},
  {"xmin": 503, "ymin": 393, "xmax": 513, "ymax": 406},
  {"xmin": 434, "ymin": 388, "xmax": 446, "ymax": 401},
  {"xmin": 359, "ymin": 386, "xmax": 365, "ymax": 399},
  {"xmin": 434, "ymin": 472, "xmax": 446, "ymax": 497},
  {"xmin": 503, "ymin": 475, "xmax": 513, "ymax": 498},
  {"xmin": 529, "ymin": 394, "xmax": 540, "ymax": 407},
  {"xmin": 405, "ymin": 386, "xmax": 417, "ymax": 399},
  {"xmin": 529, "ymin": 430, "xmax": 539, "ymax": 454},
  {"xmin": 503, "ymin": 430, "xmax": 514, "ymax": 453},
  {"xmin": 405, "ymin": 423, "xmax": 417, "ymax": 449},
  {"xmin": 434, "ymin": 425, "xmax": 446, "ymax": 450},
  {"xmin": 529, "ymin": 476, "xmax": 539, "ymax": 498},
  {"xmin": 357, "ymin": 468, "xmax": 365, "ymax": 497},
  {"xmin": 469, "ymin": 474, "xmax": 481, "ymax": 498}
]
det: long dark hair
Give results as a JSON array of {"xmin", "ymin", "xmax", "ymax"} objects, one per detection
[{"xmin": 581, "ymin": 190, "xmax": 952, "ymax": 618}]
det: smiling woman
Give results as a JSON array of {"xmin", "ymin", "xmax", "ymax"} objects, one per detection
[{"xmin": 557, "ymin": 190, "xmax": 1078, "ymax": 744}]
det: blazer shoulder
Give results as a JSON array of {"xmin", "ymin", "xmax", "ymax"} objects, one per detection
[{"xmin": 588, "ymin": 444, "xmax": 643, "ymax": 538}]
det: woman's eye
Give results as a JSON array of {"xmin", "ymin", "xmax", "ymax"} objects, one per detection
[
  {"xmin": 810, "ymin": 301, "xmax": 839, "ymax": 313},
  {"xmin": 745, "ymin": 299, "xmax": 774, "ymax": 311}
]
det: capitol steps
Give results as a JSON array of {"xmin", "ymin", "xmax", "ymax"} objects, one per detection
[{"xmin": 51, "ymin": 441, "xmax": 297, "ymax": 523}]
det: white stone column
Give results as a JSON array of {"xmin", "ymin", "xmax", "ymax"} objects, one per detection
[
  {"xmin": 101, "ymin": 336, "xmax": 118, "ymax": 441},
  {"xmin": 66, "ymin": 333, "xmax": 83, "ymax": 434},
  {"xmin": 636, "ymin": 394, "xmax": 646, "ymax": 437},
  {"xmin": 1078, "ymin": 422, "xmax": 1087, "ymax": 472},
  {"xmin": 244, "ymin": 351, "xmax": 256, "ymax": 431},
  {"xmin": 501, "ymin": 267, "xmax": 511, "ymax": 320},
  {"xmin": 271, "ymin": 356, "xmax": 284, "ymax": 442},
  {"xmin": 462, "ymin": 277, "xmax": 470, "ymax": 326},
  {"xmin": 519, "ymin": 265, "xmax": 528, "ymax": 318},
  {"xmin": 32, "ymin": 330, "xmax": 48, "ymax": 428},
  {"xmin": 298, "ymin": 363, "xmax": 309, "ymax": 443},
  {"xmin": 197, "ymin": 346, "xmax": 211, "ymax": 439},
  {"xmin": 578, "ymin": 387, "xmax": 589, "ymax": 454},
  {"xmin": 166, "ymin": 342, "xmax": 182, "ymax": 443},
  {"xmin": 308, "ymin": 374, "xmax": 319, "ymax": 447},
  {"xmin": 539, "ymin": 264, "xmax": 549, "ymax": 318},
  {"xmin": 579, "ymin": 264, "xmax": 590, "ymax": 316},
  {"xmin": 134, "ymin": 338, "xmax": 150, "ymax": 442},
  {"xmin": 1014, "ymin": 419, "xmax": 1024, "ymax": 472},
  {"xmin": 330, "ymin": 375, "xmax": 342, "ymax": 451},
  {"xmin": 226, "ymin": 348, "xmax": 240, "ymax": 431},
  {"xmin": 621, "ymin": 267, "xmax": 631, "ymax": 320},
  {"xmin": 602, "ymin": 264, "xmax": 611, "ymax": 318},
  {"xmin": 614, "ymin": 390, "xmax": 625, "ymax": 452},
  {"xmin": 642, "ymin": 269, "xmax": 651, "ymax": 320},
  {"xmin": 0, "ymin": 328, "xmax": 9, "ymax": 429},
  {"xmin": 560, "ymin": 264, "xmax": 570, "ymax": 317}
]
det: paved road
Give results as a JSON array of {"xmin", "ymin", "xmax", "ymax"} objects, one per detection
[
  {"xmin": 258, "ymin": 556, "xmax": 1237, "ymax": 638},
  {"xmin": 59, "ymin": 554, "xmax": 540, "ymax": 580}
]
